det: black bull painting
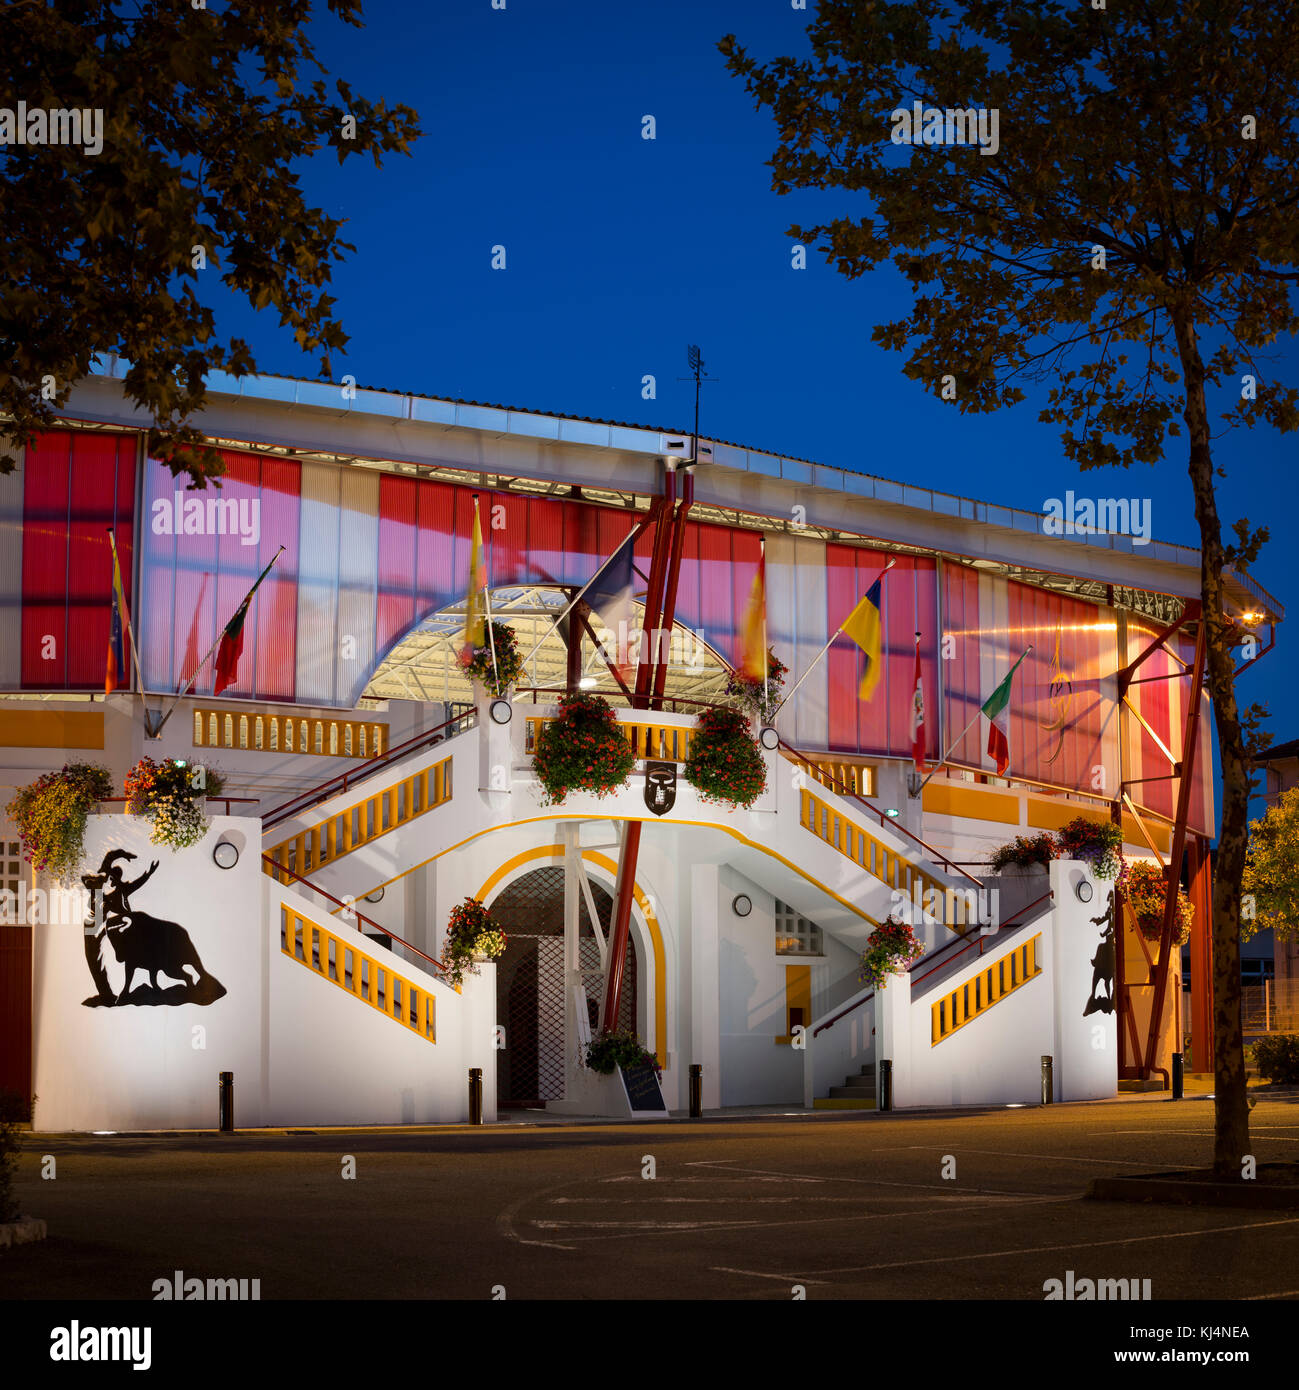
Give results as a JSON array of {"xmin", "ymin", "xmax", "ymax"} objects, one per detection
[{"xmin": 81, "ymin": 849, "xmax": 226, "ymax": 1007}]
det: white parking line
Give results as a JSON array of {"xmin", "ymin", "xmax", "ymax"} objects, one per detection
[
  {"xmin": 797, "ymin": 1214, "xmax": 1299, "ymax": 1277},
  {"xmin": 890, "ymin": 1145, "xmax": 1142, "ymax": 1166}
]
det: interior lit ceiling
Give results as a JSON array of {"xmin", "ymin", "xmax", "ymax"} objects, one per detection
[{"xmin": 363, "ymin": 589, "xmax": 733, "ymax": 707}]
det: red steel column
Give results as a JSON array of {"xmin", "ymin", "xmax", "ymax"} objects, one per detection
[
  {"xmin": 651, "ymin": 470, "xmax": 694, "ymax": 709},
  {"xmin": 1188, "ymin": 834, "xmax": 1214, "ymax": 1072}
]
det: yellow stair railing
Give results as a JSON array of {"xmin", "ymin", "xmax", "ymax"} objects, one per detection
[
  {"xmin": 930, "ymin": 933, "xmax": 1042, "ymax": 1045},
  {"xmin": 799, "ymin": 787, "xmax": 973, "ymax": 925},
  {"xmin": 280, "ymin": 903, "xmax": 436, "ymax": 1042},
  {"xmin": 264, "ymin": 754, "xmax": 452, "ymax": 883}
]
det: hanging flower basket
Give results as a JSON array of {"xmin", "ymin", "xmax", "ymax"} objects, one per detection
[
  {"xmin": 460, "ymin": 619, "xmax": 523, "ymax": 698},
  {"xmin": 1055, "ymin": 816, "xmax": 1124, "ymax": 880},
  {"xmin": 584, "ymin": 1027, "xmax": 662, "ymax": 1080},
  {"xmin": 5, "ymin": 763, "xmax": 113, "ymax": 883},
  {"xmin": 1120, "ymin": 859, "xmax": 1193, "ymax": 947},
  {"xmin": 442, "ymin": 896, "xmax": 508, "ymax": 989},
  {"xmin": 725, "ymin": 651, "xmax": 788, "ymax": 725},
  {"xmin": 857, "ymin": 915, "xmax": 925, "ymax": 990},
  {"xmin": 532, "ymin": 692, "xmax": 635, "ymax": 806},
  {"xmin": 124, "ymin": 757, "xmax": 225, "ymax": 851},
  {"xmin": 683, "ymin": 705, "xmax": 767, "ymax": 809}
]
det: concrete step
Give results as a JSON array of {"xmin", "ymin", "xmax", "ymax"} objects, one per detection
[
  {"xmin": 813, "ymin": 1096, "xmax": 877, "ymax": 1110},
  {"xmin": 829, "ymin": 1084, "xmax": 876, "ymax": 1099}
]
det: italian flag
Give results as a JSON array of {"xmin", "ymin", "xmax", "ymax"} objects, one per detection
[{"xmin": 981, "ymin": 650, "xmax": 1029, "ymax": 777}]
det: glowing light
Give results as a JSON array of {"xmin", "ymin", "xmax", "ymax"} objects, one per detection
[{"xmin": 579, "ymin": 676, "xmax": 597, "ymax": 689}]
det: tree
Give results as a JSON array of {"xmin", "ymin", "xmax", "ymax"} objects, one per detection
[
  {"xmin": 0, "ymin": 0, "xmax": 421, "ymax": 485},
  {"xmin": 721, "ymin": 0, "xmax": 1298, "ymax": 1174},
  {"xmin": 1243, "ymin": 786, "xmax": 1299, "ymax": 944}
]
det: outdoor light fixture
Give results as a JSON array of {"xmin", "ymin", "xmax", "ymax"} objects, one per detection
[
  {"xmin": 212, "ymin": 841, "xmax": 239, "ymax": 870},
  {"xmin": 363, "ymin": 887, "xmax": 385, "ymax": 904},
  {"xmin": 1075, "ymin": 880, "xmax": 1094, "ymax": 903},
  {"xmin": 1241, "ymin": 610, "xmax": 1263, "ymax": 625},
  {"xmin": 759, "ymin": 726, "xmax": 779, "ymax": 750},
  {"xmin": 579, "ymin": 676, "xmax": 597, "ymax": 689},
  {"xmin": 732, "ymin": 894, "xmax": 753, "ymax": 917},
  {"xmin": 489, "ymin": 698, "xmax": 513, "ymax": 725},
  {"xmin": 885, "ymin": 807, "xmax": 900, "ymax": 818}
]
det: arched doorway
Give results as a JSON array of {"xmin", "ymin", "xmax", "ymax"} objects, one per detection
[{"xmin": 489, "ymin": 865, "xmax": 638, "ymax": 1107}]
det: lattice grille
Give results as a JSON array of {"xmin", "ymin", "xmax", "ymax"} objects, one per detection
[{"xmin": 491, "ymin": 865, "xmax": 637, "ymax": 1104}]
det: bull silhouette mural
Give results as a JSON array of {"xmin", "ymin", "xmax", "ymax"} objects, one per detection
[
  {"xmin": 81, "ymin": 849, "xmax": 225, "ymax": 1007},
  {"xmin": 1082, "ymin": 890, "xmax": 1117, "ymax": 1018}
]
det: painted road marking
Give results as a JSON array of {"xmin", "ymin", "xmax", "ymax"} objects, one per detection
[
  {"xmin": 891, "ymin": 1145, "xmax": 1144, "ymax": 1166},
  {"xmin": 796, "ymin": 1214, "xmax": 1299, "ymax": 1277}
]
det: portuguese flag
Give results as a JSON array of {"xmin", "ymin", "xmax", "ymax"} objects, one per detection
[
  {"xmin": 981, "ymin": 650, "xmax": 1030, "ymax": 777},
  {"xmin": 214, "ymin": 551, "xmax": 282, "ymax": 694}
]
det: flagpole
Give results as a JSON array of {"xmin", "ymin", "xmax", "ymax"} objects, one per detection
[
  {"xmin": 474, "ymin": 495, "xmax": 499, "ymax": 689},
  {"xmin": 106, "ymin": 528, "xmax": 149, "ymax": 704},
  {"xmin": 148, "ymin": 546, "xmax": 285, "ymax": 739},
  {"xmin": 760, "ymin": 536, "xmax": 768, "ymax": 709},
  {"xmin": 914, "ymin": 645, "xmax": 1033, "ymax": 793},
  {"xmin": 772, "ymin": 558, "xmax": 896, "ymax": 717}
]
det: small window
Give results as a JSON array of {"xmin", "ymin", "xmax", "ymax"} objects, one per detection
[{"xmin": 774, "ymin": 898, "xmax": 824, "ymax": 956}]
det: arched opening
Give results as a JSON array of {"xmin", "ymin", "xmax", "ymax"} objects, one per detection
[
  {"xmin": 488, "ymin": 864, "xmax": 638, "ymax": 1107},
  {"xmin": 361, "ymin": 586, "xmax": 730, "ymax": 708}
]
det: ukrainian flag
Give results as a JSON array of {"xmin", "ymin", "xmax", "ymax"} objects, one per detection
[{"xmin": 840, "ymin": 578, "xmax": 883, "ymax": 701}]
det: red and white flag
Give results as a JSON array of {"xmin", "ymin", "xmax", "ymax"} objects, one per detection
[{"xmin": 910, "ymin": 633, "xmax": 926, "ymax": 773}]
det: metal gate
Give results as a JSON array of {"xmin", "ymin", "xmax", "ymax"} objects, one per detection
[{"xmin": 490, "ymin": 865, "xmax": 637, "ymax": 1106}]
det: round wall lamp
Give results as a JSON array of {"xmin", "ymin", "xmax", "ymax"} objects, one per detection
[
  {"xmin": 759, "ymin": 727, "xmax": 780, "ymax": 750},
  {"xmin": 732, "ymin": 894, "xmax": 753, "ymax": 918},
  {"xmin": 489, "ymin": 698, "xmax": 513, "ymax": 725},
  {"xmin": 363, "ymin": 886, "xmax": 385, "ymax": 904},
  {"xmin": 1075, "ymin": 880, "xmax": 1094, "ymax": 903},
  {"xmin": 213, "ymin": 841, "xmax": 239, "ymax": 870}
]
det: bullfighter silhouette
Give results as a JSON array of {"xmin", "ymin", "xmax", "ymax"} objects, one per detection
[
  {"xmin": 1082, "ymin": 890, "xmax": 1117, "ymax": 1018},
  {"xmin": 80, "ymin": 849, "xmax": 225, "ymax": 1006}
]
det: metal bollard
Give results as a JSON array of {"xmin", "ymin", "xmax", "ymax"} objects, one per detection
[
  {"xmin": 218, "ymin": 1071, "xmax": 234, "ymax": 1132},
  {"xmin": 689, "ymin": 1064, "xmax": 703, "ymax": 1118},
  {"xmin": 1041, "ymin": 1055, "xmax": 1054, "ymax": 1105},
  {"xmin": 468, "ymin": 1068, "xmax": 483, "ymax": 1126},
  {"xmin": 1171, "ymin": 1052, "xmax": 1184, "ymax": 1101},
  {"xmin": 878, "ymin": 1059, "xmax": 892, "ymax": 1112}
]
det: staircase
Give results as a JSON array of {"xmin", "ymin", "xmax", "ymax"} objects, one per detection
[{"xmin": 815, "ymin": 1064, "xmax": 877, "ymax": 1110}]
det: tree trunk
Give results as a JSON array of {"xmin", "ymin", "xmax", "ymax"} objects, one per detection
[{"xmin": 1170, "ymin": 308, "xmax": 1250, "ymax": 1176}]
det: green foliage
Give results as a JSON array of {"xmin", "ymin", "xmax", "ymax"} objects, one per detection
[
  {"xmin": 5, "ymin": 763, "xmax": 113, "ymax": 884},
  {"xmin": 0, "ymin": 1089, "xmax": 28, "ymax": 1224},
  {"xmin": 584, "ymin": 1028, "xmax": 662, "ymax": 1080},
  {"xmin": 461, "ymin": 621, "xmax": 523, "ymax": 697},
  {"xmin": 1243, "ymin": 786, "xmax": 1299, "ymax": 942},
  {"xmin": 987, "ymin": 832, "xmax": 1057, "ymax": 872},
  {"xmin": 441, "ymin": 896, "xmax": 507, "ymax": 989},
  {"xmin": 0, "ymin": 1, "xmax": 421, "ymax": 484},
  {"xmin": 1249, "ymin": 1034, "xmax": 1299, "ymax": 1086},
  {"xmin": 683, "ymin": 706, "xmax": 767, "ymax": 809},
  {"xmin": 124, "ymin": 757, "xmax": 225, "ymax": 851},
  {"xmin": 532, "ymin": 693, "xmax": 636, "ymax": 806}
]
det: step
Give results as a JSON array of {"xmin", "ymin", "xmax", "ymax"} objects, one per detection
[
  {"xmin": 814, "ymin": 1096, "xmax": 877, "ymax": 1110},
  {"xmin": 829, "ymin": 1084, "xmax": 876, "ymax": 1099}
]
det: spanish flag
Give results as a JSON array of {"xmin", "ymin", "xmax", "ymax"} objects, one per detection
[
  {"xmin": 840, "ymin": 578, "xmax": 884, "ymax": 701},
  {"xmin": 104, "ymin": 539, "xmax": 131, "ymax": 694},
  {"xmin": 462, "ymin": 498, "xmax": 488, "ymax": 659},
  {"xmin": 738, "ymin": 552, "xmax": 767, "ymax": 681}
]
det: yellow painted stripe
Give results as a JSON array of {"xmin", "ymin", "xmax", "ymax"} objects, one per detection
[
  {"xmin": 0, "ymin": 709, "xmax": 103, "ymax": 749},
  {"xmin": 922, "ymin": 781, "xmax": 1020, "ymax": 825}
]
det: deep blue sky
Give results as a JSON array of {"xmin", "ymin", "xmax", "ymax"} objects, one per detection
[{"xmin": 212, "ymin": 0, "xmax": 1297, "ymax": 756}]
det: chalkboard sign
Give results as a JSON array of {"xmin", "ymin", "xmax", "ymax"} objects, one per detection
[{"xmin": 619, "ymin": 1062, "xmax": 667, "ymax": 1113}]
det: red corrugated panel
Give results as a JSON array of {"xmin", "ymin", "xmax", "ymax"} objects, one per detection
[
  {"xmin": 824, "ymin": 543, "xmax": 860, "ymax": 750},
  {"xmin": 942, "ymin": 562, "xmax": 983, "ymax": 767},
  {"xmin": 21, "ymin": 432, "xmax": 70, "ymax": 685},
  {"xmin": 66, "ymin": 434, "xmax": 122, "ymax": 686},
  {"xmin": 526, "ymin": 497, "xmax": 566, "ymax": 588},
  {"xmin": 414, "ymin": 479, "xmax": 457, "ymax": 612},
  {"xmin": 376, "ymin": 475, "xmax": 418, "ymax": 661},
  {"xmin": 696, "ymin": 523, "xmax": 734, "ymax": 669},
  {"xmin": 252, "ymin": 456, "xmax": 300, "ymax": 700}
]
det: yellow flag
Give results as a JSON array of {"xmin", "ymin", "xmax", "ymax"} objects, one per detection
[
  {"xmin": 840, "ymin": 578, "xmax": 883, "ymax": 701},
  {"xmin": 738, "ymin": 554, "xmax": 767, "ymax": 680},
  {"xmin": 463, "ymin": 501, "xmax": 487, "ymax": 655}
]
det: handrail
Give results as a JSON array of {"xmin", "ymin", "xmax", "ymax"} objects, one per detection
[
  {"xmin": 96, "ymin": 796, "xmax": 259, "ymax": 813},
  {"xmin": 261, "ymin": 708, "xmax": 475, "ymax": 830},
  {"xmin": 778, "ymin": 736, "xmax": 982, "ymax": 887},
  {"xmin": 262, "ymin": 853, "xmax": 447, "ymax": 976},
  {"xmin": 908, "ymin": 889, "xmax": 1055, "ymax": 989},
  {"xmin": 812, "ymin": 989, "xmax": 876, "ymax": 1038},
  {"xmin": 515, "ymin": 686, "xmax": 726, "ymax": 714}
]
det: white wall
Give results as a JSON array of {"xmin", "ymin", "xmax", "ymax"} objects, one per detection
[{"xmin": 32, "ymin": 814, "xmax": 265, "ymax": 1131}]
